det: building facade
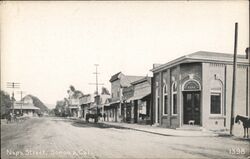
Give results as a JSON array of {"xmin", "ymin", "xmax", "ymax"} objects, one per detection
[
  {"xmin": 125, "ymin": 77, "xmax": 152, "ymax": 124},
  {"xmin": 107, "ymin": 72, "xmax": 144, "ymax": 122},
  {"xmin": 12, "ymin": 101, "xmax": 40, "ymax": 116},
  {"xmin": 151, "ymin": 51, "xmax": 249, "ymax": 136},
  {"xmin": 68, "ymin": 90, "xmax": 84, "ymax": 117},
  {"xmin": 79, "ymin": 94, "xmax": 95, "ymax": 119}
]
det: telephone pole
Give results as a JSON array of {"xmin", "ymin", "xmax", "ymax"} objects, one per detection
[
  {"xmin": 230, "ymin": 22, "xmax": 238, "ymax": 135},
  {"xmin": 7, "ymin": 82, "xmax": 20, "ymax": 114},
  {"xmin": 17, "ymin": 91, "xmax": 26, "ymax": 115},
  {"xmin": 89, "ymin": 64, "xmax": 104, "ymax": 114},
  {"xmin": 89, "ymin": 64, "xmax": 104, "ymax": 95}
]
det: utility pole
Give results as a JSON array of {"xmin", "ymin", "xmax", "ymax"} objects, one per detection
[
  {"xmin": 17, "ymin": 91, "xmax": 25, "ymax": 115},
  {"xmin": 7, "ymin": 82, "xmax": 20, "ymax": 114},
  {"xmin": 230, "ymin": 22, "xmax": 238, "ymax": 135},
  {"xmin": 89, "ymin": 64, "xmax": 104, "ymax": 115},
  {"xmin": 89, "ymin": 64, "xmax": 104, "ymax": 95}
]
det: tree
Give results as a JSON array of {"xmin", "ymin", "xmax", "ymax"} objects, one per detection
[
  {"xmin": 101, "ymin": 87, "xmax": 110, "ymax": 95},
  {"xmin": 0, "ymin": 90, "xmax": 12, "ymax": 117},
  {"xmin": 69, "ymin": 85, "xmax": 75, "ymax": 92}
]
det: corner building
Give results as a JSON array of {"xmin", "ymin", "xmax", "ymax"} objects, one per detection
[{"xmin": 151, "ymin": 51, "xmax": 249, "ymax": 136}]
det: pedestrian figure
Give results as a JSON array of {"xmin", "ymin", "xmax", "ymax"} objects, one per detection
[{"xmin": 103, "ymin": 113, "xmax": 106, "ymax": 121}]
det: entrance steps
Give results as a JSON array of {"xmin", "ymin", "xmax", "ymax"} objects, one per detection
[{"xmin": 176, "ymin": 125, "xmax": 204, "ymax": 131}]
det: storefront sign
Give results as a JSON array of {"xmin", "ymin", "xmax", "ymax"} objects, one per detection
[{"xmin": 184, "ymin": 80, "xmax": 200, "ymax": 91}]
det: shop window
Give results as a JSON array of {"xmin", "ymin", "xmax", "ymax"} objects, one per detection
[
  {"xmin": 163, "ymin": 84, "xmax": 168, "ymax": 115},
  {"xmin": 172, "ymin": 82, "xmax": 177, "ymax": 115}
]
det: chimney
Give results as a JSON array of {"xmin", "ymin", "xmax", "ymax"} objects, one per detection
[{"xmin": 245, "ymin": 47, "xmax": 249, "ymax": 59}]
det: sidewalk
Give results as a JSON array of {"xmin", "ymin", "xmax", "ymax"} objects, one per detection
[{"xmin": 100, "ymin": 121, "xmax": 221, "ymax": 137}]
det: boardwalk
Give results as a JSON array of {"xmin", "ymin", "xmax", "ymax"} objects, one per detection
[{"xmin": 1, "ymin": 117, "xmax": 249, "ymax": 159}]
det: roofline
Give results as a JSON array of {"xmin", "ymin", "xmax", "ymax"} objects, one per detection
[
  {"xmin": 109, "ymin": 72, "xmax": 122, "ymax": 82},
  {"xmin": 151, "ymin": 55, "xmax": 249, "ymax": 73},
  {"xmin": 131, "ymin": 76, "xmax": 152, "ymax": 85}
]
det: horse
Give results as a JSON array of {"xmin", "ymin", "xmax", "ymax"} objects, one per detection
[
  {"xmin": 139, "ymin": 113, "xmax": 148, "ymax": 120},
  {"xmin": 6, "ymin": 113, "xmax": 12, "ymax": 124},
  {"xmin": 85, "ymin": 113, "xmax": 102, "ymax": 123},
  {"xmin": 235, "ymin": 115, "xmax": 250, "ymax": 138},
  {"xmin": 5, "ymin": 113, "xmax": 17, "ymax": 124}
]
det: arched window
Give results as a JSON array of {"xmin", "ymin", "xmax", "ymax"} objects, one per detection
[
  {"xmin": 163, "ymin": 84, "xmax": 168, "ymax": 115},
  {"xmin": 210, "ymin": 79, "xmax": 223, "ymax": 115},
  {"xmin": 155, "ymin": 87, "xmax": 160, "ymax": 123},
  {"xmin": 172, "ymin": 82, "xmax": 177, "ymax": 115}
]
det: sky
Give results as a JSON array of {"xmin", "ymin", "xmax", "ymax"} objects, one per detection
[{"xmin": 1, "ymin": 1, "xmax": 249, "ymax": 108}]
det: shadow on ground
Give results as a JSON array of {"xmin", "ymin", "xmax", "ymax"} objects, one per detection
[
  {"xmin": 50, "ymin": 117, "xmax": 130, "ymax": 129},
  {"xmin": 71, "ymin": 120, "xmax": 131, "ymax": 129}
]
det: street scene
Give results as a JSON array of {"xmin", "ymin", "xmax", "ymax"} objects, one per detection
[
  {"xmin": 1, "ymin": 1, "xmax": 250, "ymax": 159},
  {"xmin": 1, "ymin": 117, "xmax": 249, "ymax": 159}
]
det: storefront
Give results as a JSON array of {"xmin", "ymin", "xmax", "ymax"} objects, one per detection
[
  {"xmin": 104, "ymin": 101, "xmax": 119, "ymax": 122},
  {"xmin": 151, "ymin": 51, "xmax": 249, "ymax": 136}
]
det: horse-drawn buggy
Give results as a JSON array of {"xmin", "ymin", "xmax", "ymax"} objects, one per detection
[
  {"xmin": 85, "ymin": 113, "xmax": 102, "ymax": 123},
  {"xmin": 4, "ymin": 113, "xmax": 29, "ymax": 124}
]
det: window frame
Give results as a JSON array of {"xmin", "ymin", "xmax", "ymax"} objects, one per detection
[
  {"xmin": 209, "ymin": 79, "xmax": 223, "ymax": 116},
  {"xmin": 171, "ymin": 82, "xmax": 178, "ymax": 115},
  {"xmin": 210, "ymin": 91, "xmax": 223, "ymax": 116},
  {"xmin": 163, "ymin": 84, "xmax": 168, "ymax": 116}
]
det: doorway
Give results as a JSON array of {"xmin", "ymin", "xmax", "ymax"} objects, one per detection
[
  {"xmin": 134, "ymin": 100, "xmax": 138, "ymax": 123},
  {"xmin": 183, "ymin": 92, "xmax": 201, "ymax": 125}
]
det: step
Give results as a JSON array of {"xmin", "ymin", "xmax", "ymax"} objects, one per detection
[{"xmin": 176, "ymin": 125, "xmax": 203, "ymax": 131}]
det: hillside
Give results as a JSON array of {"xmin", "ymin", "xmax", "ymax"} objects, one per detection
[{"xmin": 24, "ymin": 95, "xmax": 49, "ymax": 112}]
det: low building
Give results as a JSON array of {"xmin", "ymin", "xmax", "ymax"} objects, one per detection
[
  {"xmin": 79, "ymin": 94, "xmax": 95, "ymax": 119},
  {"xmin": 68, "ymin": 90, "xmax": 84, "ymax": 117},
  {"xmin": 97, "ymin": 89, "xmax": 111, "ymax": 121},
  {"xmin": 128, "ymin": 77, "xmax": 152, "ymax": 124},
  {"xmin": 151, "ymin": 51, "xmax": 249, "ymax": 136},
  {"xmin": 11, "ymin": 101, "xmax": 40, "ymax": 116}
]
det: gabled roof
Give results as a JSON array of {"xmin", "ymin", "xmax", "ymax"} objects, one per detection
[
  {"xmin": 131, "ymin": 76, "xmax": 152, "ymax": 85},
  {"xmin": 109, "ymin": 72, "xmax": 144, "ymax": 87},
  {"xmin": 121, "ymin": 75, "xmax": 145, "ymax": 87},
  {"xmin": 151, "ymin": 51, "xmax": 249, "ymax": 73},
  {"xmin": 109, "ymin": 72, "xmax": 122, "ymax": 82}
]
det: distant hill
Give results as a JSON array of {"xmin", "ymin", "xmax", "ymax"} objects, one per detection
[{"xmin": 24, "ymin": 95, "xmax": 49, "ymax": 112}]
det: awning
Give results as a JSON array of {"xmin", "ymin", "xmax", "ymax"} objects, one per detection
[
  {"xmin": 104, "ymin": 100, "xmax": 120, "ymax": 109},
  {"xmin": 69, "ymin": 105, "xmax": 78, "ymax": 109},
  {"xmin": 11, "ymin": 105, "xmax": 40, "ymax": 110},
  {"xmin": 127, "ymin": 92, "xmax": 150, "ymax": 102}
]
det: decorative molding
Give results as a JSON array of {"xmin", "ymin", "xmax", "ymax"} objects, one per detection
[
  {"xmin": 238, "ymin": 65, "xmax": 248, "ymax": 69},
  {"xmin": 182, "ymin": 79, "xmax": 201, "ymax": 91},
  {"xmin": 209, "ymin": 63, "xmax": 225, "ymax": 67}
]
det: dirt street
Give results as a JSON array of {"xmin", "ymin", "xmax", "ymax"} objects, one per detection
[{"xmin": 1, "ymin": 117, "xmax": 249, "ymax": 159}]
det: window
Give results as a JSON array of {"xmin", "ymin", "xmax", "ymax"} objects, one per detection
[
  {"xmin": 172, "ymin": 82, "xmax": 177, "ymax": 115},
  {"xmin": 210, "ymin": 93, "xmax": 221, "ymax": 114},
  {"xmin": 210, "ymin": 78, "xmax": 223, "ymax": 115},
  {"xmin": 163, "ymin": 85, "xmax": 168, "ymax": 115},
  {"xmin": 155, "ymin": 87, "xmax": 159, "ymax": 123}
]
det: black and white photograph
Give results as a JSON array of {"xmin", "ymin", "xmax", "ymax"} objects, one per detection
[{"xmin": 1, "ymin": 1, "xmax": 249, "ymax": 159}]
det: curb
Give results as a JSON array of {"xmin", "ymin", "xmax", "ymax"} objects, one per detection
[{"xmin": 100, "ymin": 122, "xmax": 218, "ymax": 137}]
